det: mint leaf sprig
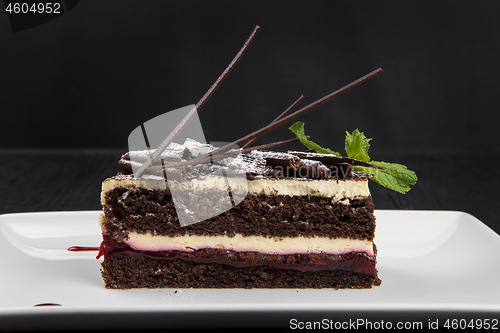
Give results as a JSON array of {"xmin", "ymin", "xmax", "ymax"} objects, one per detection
[
  {"xmin": 289, "ymin": 122, "xmax": 342, "ymax": 156},
  {"xmin": 345, "ymin": 129, "xmax": 371, "ymax": 162},
  {"xmin": 289, "ymin": 122, "xmax": 417, "ymax": 194}
]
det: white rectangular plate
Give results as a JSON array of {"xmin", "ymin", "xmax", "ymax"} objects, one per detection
[{"xmin": 0, "ymin": 210, "xmax": 499, "ymax": 330}]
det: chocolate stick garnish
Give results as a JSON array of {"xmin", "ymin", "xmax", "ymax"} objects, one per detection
[
  {"xmin": 184, "ymin": 68, "xmax": 383, "ymax": 167},
  {"xmin": 241, "ymin": 95, "xmax": 305, "ymax": 149},
  {"xmin": 134, "ymin": 25, "xmax": 261, "ymax": 178},
  {"xmin": 242, "ymin": 136, "xmax": 305, "ymax": 154},
  {"xmin": 232, "ymin": 68, "xmax": 383, "ymax": 147}
]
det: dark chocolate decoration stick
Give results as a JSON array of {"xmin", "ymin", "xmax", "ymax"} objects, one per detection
[
  {"xmin": 191, "ymin": 67, "xmax": 383, "ymax": 165},
  {"xmin": 197, "ymin": 26, "xmax": 261, "ymax": 110},
  {"xmin": 241, "ymin": 136, "xmax": 305, "ymax": 154},
  {"xmin": 134, "ymin": 25, "xmax": 261, "ymax": 178},
  {"xmin": 234, "ymin": 68, "xmax": 383, "ymax": 147},
  {"xmin": 241, "ymin": 95, "xmax": 305, "ymax": 149}
]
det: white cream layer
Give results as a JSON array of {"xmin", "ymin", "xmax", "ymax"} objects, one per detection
[
  {"xmin": 101, "ymin": 175, "xmax": 370, "ymax": 205},
  {"xmin": 121, "ymin": 231, "xmax": 374, "ymax": 256}
]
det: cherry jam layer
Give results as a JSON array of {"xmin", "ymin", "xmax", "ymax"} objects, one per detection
[{"xmin": 99, "ymin": 234, "xmax": 377, "ymax": 275}]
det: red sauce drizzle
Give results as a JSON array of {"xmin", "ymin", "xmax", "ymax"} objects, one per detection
[
  {"xmin": 67, "ymin": 245, "xmax": 104, "ymax": 259},
  {"xmin": 67, "ymin": 246, "xmax": 100, "ymax": 252}
]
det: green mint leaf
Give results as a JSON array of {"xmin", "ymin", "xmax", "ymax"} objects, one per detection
[
  {"xmin": 353, "ymin": 161, "xmax": 418, "ymax": 194},
  {"xmin": 289, "ymin": 122, "xmax": 417, "ymax": 193},
  {"xmin": 345, "ymin": 129, "xmax": 371, "ymax": 162},
  {"xmin": 289, "ymin": 122, "xmax": 341, "ymax": 156}
]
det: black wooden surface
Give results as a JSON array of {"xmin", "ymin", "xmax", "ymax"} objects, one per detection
[{"xmin": 0, "ymin": 149, "xmax": 499, "ymax": 236}]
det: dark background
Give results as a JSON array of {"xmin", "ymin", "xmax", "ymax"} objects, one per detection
[
  {"xmin": 1, "ymin": 0, "xmax": 500, "ymax": 153},
  {"xmin": 0, "ymin": 1, "xmax": 499, "ymax": 232}
]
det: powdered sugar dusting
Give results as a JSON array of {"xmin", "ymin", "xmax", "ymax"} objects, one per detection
[
  {"xmin": 229, "ymin": 154, "xmax": 266, "ymax": 174},
  {"xmin": 248, "ymin": 150, "xmax": 298, "ymax": 160},
  {"xmin": 183, "ymin": 138, "xmax": 214, "ymax": 158}
]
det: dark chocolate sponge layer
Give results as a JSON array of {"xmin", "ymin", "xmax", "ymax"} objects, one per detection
[
  {"xmin": 101, "ymin": 256, "xmax": 381, "ymax": 289},
  {"xmin": 102, "ymin": 186, "xmax": 376, "ymax": 241}
]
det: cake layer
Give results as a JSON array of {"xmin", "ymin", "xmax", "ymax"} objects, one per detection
[
  {"xmin": 100, "ymin": 148, "xmax": 380, "ymax": 289},
  {"xmin": 101, "ymin": 188, "xmax": 376, "ymax": 241},
  {"xmin": 101, "ymin": 256, "xmax": 381, "ymax": 289},
  {"xmin": 115, "ymin": 230, "xmax": 375, "ymax": 256},
  {"xmin": 99, "ymin": 234, "xmax": 380, "ymax": 289}
]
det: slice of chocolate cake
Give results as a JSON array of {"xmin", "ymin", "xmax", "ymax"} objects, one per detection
[
  {"xmin": 98, "ymin": 139, "xmax": 382, "ymax": 289},
  {"xmin": 95, "ymin": 26, "xmax": 418, "ymax": 290}
]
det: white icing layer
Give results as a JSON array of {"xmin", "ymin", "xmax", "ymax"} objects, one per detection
[
  {"xmin": 101, "ymin": 175, "xmax": 370, "ymax": 205},
  {"xmin": 121, "ymin": 231, "xmax": 374, "ymax": 256},
  {"xmin": 245, "ymin": 177, "xmax": 370, "ymax": 200}
]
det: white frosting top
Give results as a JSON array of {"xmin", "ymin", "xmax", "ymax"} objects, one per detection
[{"xmin": 101, "ymin": 174, "xmax": 370, "ymax": 205}]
